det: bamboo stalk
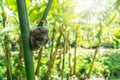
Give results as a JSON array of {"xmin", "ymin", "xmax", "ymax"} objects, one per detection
[
  {"xmin": 45, "ymin": 33, "xmax": 62, "ymax": 80},
  {"xmin": 2, "ymin": 8, "xmax": 12, "ymax": 80},
  {"xmin": 73, "ymin": 27, "xmax": 78, "ymax": 75},
  {"xmin": 16, "ymin": 0, "xmax": 35, "ymax": 80},
  {"xmin": 87, "ymin": 22, "xmax": 102, "ymax": 78},
  {"xmin": 61, "ymin": 38, "xmax": 66, "ymax": 80},
  {"xmin": 15, "ymin": 35, "xmax": 23, "ymax": 80},
  {"xmin": 45, "ymin": 25, "xmax": 56, "ymax": 80},
  {"xmin": 35, "ymin": 47, "xmax": 43, "ymax": 75},
  {"xmin": 4, "ymin": 34, "xmax": 12, "ymax": 80}
]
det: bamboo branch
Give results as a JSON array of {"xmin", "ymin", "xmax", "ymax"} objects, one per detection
[{"xmin": 37, "ymin": 0, "xmax": 53, "ymax": 27}]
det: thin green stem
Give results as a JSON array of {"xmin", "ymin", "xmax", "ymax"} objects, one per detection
[
  {"xmin": 73, "ymin": 27, "xmax": 78, "ymax": 75},
  {"xmin": 45, "ymin": 33, "xmax": 61, "ymax": 80},
  {"xmin": 38, "ymin": 0, "xmax": 53, "ymax": 26},
  {"xmin": 61, "ymin": 38, "xmax": 66, "ymax": 80},
  {"xmin": 87, "ymin": 22, "xmax": 102, "ymax": 78},
  {"xmin": 35, "ymin": 47, "xmax": 43, "ymax": 75},
  {"xmin": 16, "ymin": 0, "xmax": 35, "ymax": 80},
  {"xmin": 2, "ymin": 7, "xmax": 12, "ymax": 80}
]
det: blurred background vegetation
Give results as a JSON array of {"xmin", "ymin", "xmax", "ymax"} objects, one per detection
[{"xmin": 0, "ymin": 0, "xmax": 120, "ymax": 80}]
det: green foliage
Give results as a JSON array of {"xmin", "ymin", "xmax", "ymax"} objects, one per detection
[
  {"xmin": 103, "ymin": 52, "xmax": 120, "ymax": 76},
  {"xmin": 114, "ymin": 28, "xmax": 120, "ymax": 39},
  {"xmin": 0, "ymin": 0, "xmax": 120, "ymax": 79},
  {"xmin": 0, "ymin": 58, "xmax": 6, "ymax": 79},
  {"xmin": 0, "ymin": 27, "xmax": 16, "ymax": 36}
]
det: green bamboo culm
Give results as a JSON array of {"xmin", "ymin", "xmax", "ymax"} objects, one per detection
[
  {"xmin": 38, "ymin": 0, "xmax": 53, "ymax": 27},
  {"xmin": 16, "ymin": 0, "xmax": 35, "ymax": 80},
  {"xmin": 2, "ymin": 6, "xmax": 12, "ymax": 80},
  {"xmin": 87, "ymin": 22, "xmax": 102, "ymax": 78}
]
